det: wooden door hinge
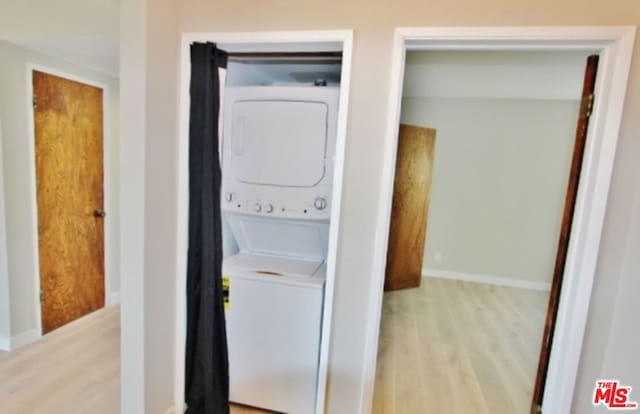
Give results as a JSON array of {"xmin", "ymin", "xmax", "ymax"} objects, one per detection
[
  {"xmin": 580, "ymin": 93, "xmax": 594, "ymax": 118},
  {"xmin": 39, "ymin": 289, "xmax": 44, "ymax": 302},
  {"xmin": 32, "ymin": 94, "xmax": 38, "ymax": 110}
]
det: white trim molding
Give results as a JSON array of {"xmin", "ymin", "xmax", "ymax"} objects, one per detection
[
  {"xmin": 174, "ymin": 30, "xmax": 354, "ymax": 414},
  {"xmin": 0, "ymin": 336, "xmax": 9, "ymax": 351},
  {"xmin": 423, "ymin": 268, "xmax": 552, "ymax": 291},
  {"xmin": 0, "ymin": 117, "xmax": 11, "ymax": 348},
  {"xmin": 9, "ymin": 328, "xmax": 41, "ymax": 350},
  {"xmin": 109, "ymin": 292, "xmax": 121, "ymax": 305},
  {"xmin": 363, "ymin": 26, "xmax": 636, "ymax": 414},
  {"xmin": 25, "ymin": 63, "xmax": 114, "ymax": 337}
]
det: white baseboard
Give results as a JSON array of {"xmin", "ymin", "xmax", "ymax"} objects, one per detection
[
  {"xmin": 422, "ymin": 268, "xmax": 551, "ymax": 291},
  {"xmin": 10, "ymin": 328, "xmax": 41, "ymax": 349},
  {"xmin": 109, "ymin": 291, "xmax": 121, "ymax": 305},
  {"xmin": 0, "ymin": 335, "xmax": 10, "ymax": 351},
  {"xmin": 163, "ymin": 405, "xmax": 177, "ymax": 414}
]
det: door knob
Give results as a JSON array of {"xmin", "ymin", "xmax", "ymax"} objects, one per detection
[{"xmin": 94, "ymin": 209, "xmax": 106, "ymax": 218}]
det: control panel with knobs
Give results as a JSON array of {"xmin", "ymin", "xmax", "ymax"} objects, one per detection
[
  {"xmin": 314, "ymin": 197, "xmax": 327, "ymax": 210},
  {"xmin": 221, "ymin": 191, "xmax": 331, "ymax": 218}
]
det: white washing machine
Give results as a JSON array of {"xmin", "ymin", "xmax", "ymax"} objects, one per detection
[
  {"xmin": 223, "ymin": 251, "xmax": 325, "ymax": 414},
  {"xmin": 221, "ymin": 86, "xmax": 340, "ymax": 414}
]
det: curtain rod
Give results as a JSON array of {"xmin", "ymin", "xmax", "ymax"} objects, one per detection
[{"xmin": 222, "ymin": 52, "xmax": 342, "ymax": 63}]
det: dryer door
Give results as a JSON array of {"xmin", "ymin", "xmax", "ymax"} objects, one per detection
[{"xmin": 229, "ymin": 100, "xmax": 328, "ymax": 188}]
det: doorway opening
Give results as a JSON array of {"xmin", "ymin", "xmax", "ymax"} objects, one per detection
[
  {"xmin": 175, "ymin": 31, "xmax": 353, "ymax": 414},
  {"xmin": 377, "ymin": 49, "xmax": 596, "ymax": 413},
  {"xmin": 0, "ymin": 12, "xmax": 120, "ymax": 409},
  {"xmin": 364, "ymin": 27, "xmax": 635, "ymax": 414}
]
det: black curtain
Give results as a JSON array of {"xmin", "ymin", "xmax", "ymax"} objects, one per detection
[{"xmin": 185, "ymin": 42, "xmax": 229, "ymax": 414}]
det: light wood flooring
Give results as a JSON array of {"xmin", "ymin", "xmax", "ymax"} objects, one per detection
[
  {"xmin": 0, "ymin": 279, "xmax": 540, "ymax": 414},
  {"xmin": 373, "ymin": 277, "xmax": 548, "ymax": 414},
  {"xmin": 0, "ymin": 305, "xmax": 120, "ymax": 413},
  {"xmin": 0, "ymin": 305, "xmax": 276, "ymax": 414}
]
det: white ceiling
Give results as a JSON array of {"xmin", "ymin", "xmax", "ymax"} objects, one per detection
[
  {"xmin": 1, "ymin": 0, "xmax": 119, "ymax": 78},
  {"xmin": 11, "ymin": 35, "xmax": 119, "ymax": 78}
]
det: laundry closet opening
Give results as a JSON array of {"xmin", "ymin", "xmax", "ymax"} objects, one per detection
[
  {"xmin": 221, "ymin": 49, "xmax": 342, "ymax": 414},
  {"xmin": 176, "ymin": 33, "xmax": 352, "ymax": 414}
]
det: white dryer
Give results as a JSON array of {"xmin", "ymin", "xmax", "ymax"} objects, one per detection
[{"xmin": 221, "ymin": 86, "xmax": 340, "ymax": 414}]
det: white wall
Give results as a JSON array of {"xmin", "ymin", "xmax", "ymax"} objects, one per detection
[
  {"xmin": 143, "ymin": 0, "xmax": 180, "ymax": 412},
  {"xmin": 119, "ymin": 0, "xmax": 146, "ymax": 410},
  {"xmin": 0, "ymin": 39, "xmax": 120, "ymax": 344},
  {"xmin": 0, "ymin": 0, "xmax": 118, "ymax": 40},
  {"xmin": 573, "ymin": 63, "xmax": 640, "ymax": 412},
  {"xmin": 401, "ymin": 97, "xmax": 579, "ymax": 287},
  {"xmin": 119, "ymin": 1, "xmax": 640, "ymax": 413},
  {"xmin": 593, "ymin": 178, "xmax": 640, "ymax": 413}
]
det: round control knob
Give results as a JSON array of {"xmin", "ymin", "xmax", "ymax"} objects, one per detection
[
  {"xmin": 314, "ymin": 197, "xmax": 327, "ymax": 210},
  {"xmin": 265, "ymin": 203, "xmax": 274, "ymax": 213},
  {"xmin": 225, "ymin": 192, "xmax": 234, "ymax": 202},
  {"xmin": 254, "ymin": 203, "xmax": 262, "ymax": 213}
]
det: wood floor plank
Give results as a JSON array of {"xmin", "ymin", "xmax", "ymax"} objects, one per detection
[
  {"xmin": 395, "ymin": 294, "xmax": 427, "ymax": 414},
  {"xmin": 436, "ymin": 281, "xmax": 491, "ymax": 414},
  {"xmin": 447, "ymin": 282, "xmax": 521, "ymax": 414},
  {"xmin": 413, "ymin": 287, "xmax": 455, "ymax": 413},
  {"xmin": 373, "ymin": 277, "xmax": 548, "ymax": 414},
  {"xmin": 0, "ymin": 306, "xmax": 120, "ymax": 414},
  {"xmin": 372, "ymin": 295, "xmax": 397, "ymax": 414}
]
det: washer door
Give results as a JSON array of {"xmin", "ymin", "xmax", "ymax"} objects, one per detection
[
  {"xmin": 226, "ymin": 275, "xmax": 324, "ymax": 414},
  {"xmin": 229, "ymin": 100, "xmax": 328, "ymax": 188}
]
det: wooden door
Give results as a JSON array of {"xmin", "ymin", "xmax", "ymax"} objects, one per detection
[
  {"xmin": 33, "ymin": 71, "xmax": 105, "ymax": 334},
  {"xmin": 530, "ymin": 55, "xmax": 600, "ymax": 413},
  {"xmin": 384, "ymin": 124, "xmax": 436, "ymax": 291}
]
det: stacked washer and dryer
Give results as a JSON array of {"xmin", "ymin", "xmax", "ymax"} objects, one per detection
[{"xmin": 221, "ymin": 85, "xmax": 340, "ymax": 413}]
